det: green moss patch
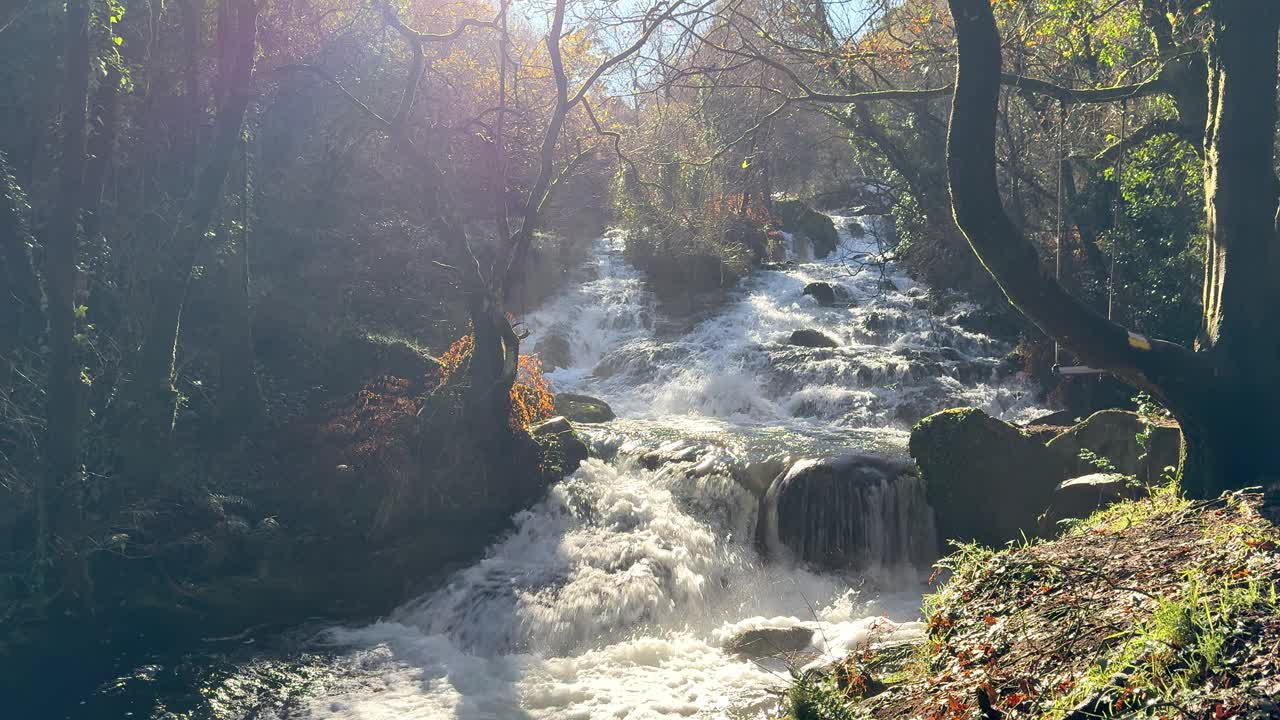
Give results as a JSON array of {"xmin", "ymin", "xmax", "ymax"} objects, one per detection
[{"xmin": 909, "ymin": 408, "xmax": 1066, "ymax": 548}]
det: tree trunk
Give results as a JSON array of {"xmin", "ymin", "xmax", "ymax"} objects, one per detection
[
  {"xmin": 1183, "ymin": 0, "xmax": 1280, "ymax": 496},
  {"xmin": 214, "ymin": 220, "xmax": 262, "ymax": 435},
  {"xmin": 39, "ymin": 0, "xmax": 92, "ymax": 600},
  {"xmin": 82, "ymin": 69, "xmax": 124, "ymax": 415},
  {"xmin": 1177, "ymin": 383, "xmax": 1280, "ymax": 500},
  {"xmin": 467, "ymin": 290, "xmax": 516, "ymax": 433},
  {"xmin": 118, "ymin": 0, "xmax": 260, "ymax": 480},
  {"xmin": 22, "ymin": 4, "xmax": 61, "ymax": 203},
  {"xmin": 81, "ymin": 66, "xmax": 121, "ymax": 248}
]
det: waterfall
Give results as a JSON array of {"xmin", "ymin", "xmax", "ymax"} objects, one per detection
[{"xmin": 123, "ymin": 214, "xmax": 1044, "ymax": 719}]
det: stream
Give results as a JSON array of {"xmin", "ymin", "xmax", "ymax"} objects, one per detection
[{"xmin": 60, "ymin": 215, "xmax": 1044, "ymax": 719}]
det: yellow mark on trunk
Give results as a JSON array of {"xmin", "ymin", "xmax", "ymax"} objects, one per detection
[{"xmin": 1127, "ymin": 332, "xmax": 1152, "ymax": 351}]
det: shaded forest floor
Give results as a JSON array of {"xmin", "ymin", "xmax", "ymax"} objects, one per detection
[{"xmin": 783, "ymin": 487, "xmax": 1280, "ymax": 720}]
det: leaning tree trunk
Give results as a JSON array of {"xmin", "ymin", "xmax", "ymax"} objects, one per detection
[{"xmin": 945, "ymin": 0, "xmax": 1280, "ymax": 499}]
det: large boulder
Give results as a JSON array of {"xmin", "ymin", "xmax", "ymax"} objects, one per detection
[
  {"xmin": 1040, "ymin": 473, "xmax": 1146, "ymax": 530},
  {"xmin": 789, "ymin": 329, "xmax": 840, "ymax": 348},
  {"xmin": 529, "ymin": 416, "xmax": 589, "ymax": 473},
  {"xmin": 909, "ymin": 408, "xmax": 1067, "ymax": 547},
  {"xmin": 1045, "ymin": 409, "xmax": 1180, "ymax": 485},
  {"xmin": 761, "ymin": 454, "xmax": 937, "ymax": 569},
  {"xmin": 802, "ymin": 281, "xmax": 850, "ymax": 307},
  {"xmin": 532, "ymin": 333, "xmax": 573, "ymax": 371},
  {"xmin": 721, "ymin": 624, "xmax": 814, "ymax": 658},
  {"xmin": 947, "ymin": 309, "xmax": 1023, "ymax": 340},
  {"xmin": 553, "ymin": 392, "xmax": 616, "ymax": 423},
  {"xmin": 775, "ymin": 199, "xmax": 839, "ymax": 257}
]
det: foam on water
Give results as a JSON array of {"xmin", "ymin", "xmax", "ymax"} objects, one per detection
[{"xmin": 286, "ymin": 215, "xmax": 1042, "ymax": 719}]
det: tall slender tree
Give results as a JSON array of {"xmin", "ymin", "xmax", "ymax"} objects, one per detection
[{"xmin": 39, "ymin": 0, "xmax": 93, "ymax": 598}]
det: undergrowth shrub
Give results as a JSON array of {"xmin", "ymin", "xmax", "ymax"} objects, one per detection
[{"xmin": 435, "ymin": 333, "xmax": 554, "ymax": 431}]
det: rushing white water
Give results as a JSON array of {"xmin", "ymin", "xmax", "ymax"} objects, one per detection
[{"xmin": 287, "ymin": 215, "xmax": 1043, "ymax": 719}]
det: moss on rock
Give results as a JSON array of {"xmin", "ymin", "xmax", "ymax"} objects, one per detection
[
  {"xmin": 553, "ymin": 393, "xmax": 616, "ymax": 423},
  {"xmin": 908, "ymin": 407, "xmax": 1066, "ymax": 547}
]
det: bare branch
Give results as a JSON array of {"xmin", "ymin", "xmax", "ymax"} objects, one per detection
[
  {"xmin": 277, "ymin": 63, "xmax": 393, "ymax": 130},
  {"xmin": 378, "ymin": 0, "xmax": 498, "ymax": 43}
]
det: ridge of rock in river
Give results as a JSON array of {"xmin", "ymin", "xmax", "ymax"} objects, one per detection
[{"xmin": 761, "ymin": 454, "xmax": 938, "ymax": 571}]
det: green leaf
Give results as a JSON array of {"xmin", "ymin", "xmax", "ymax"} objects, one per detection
[{"xmin": 113, "ymin": 35, "xmax": 123, "ymax": 45}]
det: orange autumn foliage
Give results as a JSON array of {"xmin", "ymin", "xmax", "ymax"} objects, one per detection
[
  {"xmin": 707, "ymin": 191, "xmax": 779, "ymax": 226},
  {"xmin": 435, "ymin": 332, "xmax": 555, "ymax": 431}
]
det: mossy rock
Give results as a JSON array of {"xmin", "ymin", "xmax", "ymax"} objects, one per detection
[
  {"xmin": 909, "ymin": 407, "xmax": 1067, "ymax": 547},
  {"xmin": 553, "ymin": 393, "xmax": 616, "ymax": 423},
  {"xmin": 530, "ymin": 416, "xmax": 589, "ymax": 473},
  {"xmin": 788, "ymin": 329, "xmax": 840, "ymax": 348},
  {"xmin": 802, "ymin": 281, "xmax": 850, "ymax": 307},
  {"xmin": 1045, "ymin": 409, "xmax": 1181, "ymax": 485},
  {"xmin": 532, "ymin": 333, "xmax": 573, "ymax": 371},
  {"xmin": 775, "ymin": 199, "xmax": 838, "ymax": 258}
]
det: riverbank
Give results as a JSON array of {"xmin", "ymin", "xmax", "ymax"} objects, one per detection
[{"xmin": 781, "ymin": 487, "xmax": 1280, "ymax": 720}]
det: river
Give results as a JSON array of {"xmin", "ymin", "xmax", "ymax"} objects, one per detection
[{"xmin": 67, "ymin": 215, "xmax": 1043, "ymax": 719}]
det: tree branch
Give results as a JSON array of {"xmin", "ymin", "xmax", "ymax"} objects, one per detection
[
  {"xmin": 945, "ymin": 0, "xmax": 1205, "ymax": 402},
  {"xmin": 378, "ymin": 0, "xmax": 498, "ymax": 43},
  {"xmin": 276, "ymin": 63, "xmax": 393, "ymax": 130}
]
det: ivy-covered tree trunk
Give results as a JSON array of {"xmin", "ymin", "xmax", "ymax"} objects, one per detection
[{"xmin": 945, "ymin": 0, "xmax": 1280, "ymax": 499}]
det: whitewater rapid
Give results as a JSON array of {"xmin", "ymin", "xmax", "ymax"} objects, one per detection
[{"xmin": 277, "ymin": 216, "xmax": 1043, "ymax": 719}]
